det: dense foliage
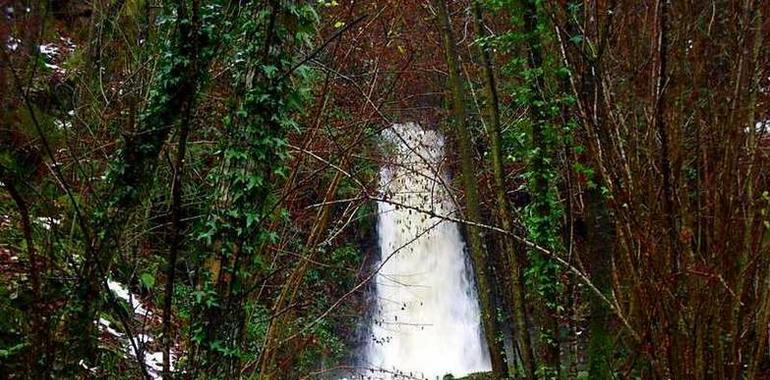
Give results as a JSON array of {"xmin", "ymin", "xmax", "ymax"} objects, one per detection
[{"xmin": 1, "ymin": 0, "xmax": 768, "ymax": 379}]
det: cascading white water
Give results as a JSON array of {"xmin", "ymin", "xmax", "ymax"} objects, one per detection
[{"xmin": 363, "ymin": 122, "xmax": 490, "ymax": 379}]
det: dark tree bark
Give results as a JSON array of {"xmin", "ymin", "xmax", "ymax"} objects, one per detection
[
  {"xmin": 1, "ymin": 174, "xmax": 49, "ymax": 379},
  {"xmin": 520, "ymin": 0, "xmax": 560, "ymax": 374},
  {"xmin": 162, "ymin": 3, "xmax": 201, "ymax": 377},
  {"xmin": 471, "ymin": 1, "xmax": 536, "ymax": 378},
  {"xmin": 435, "ymin": 0, "xmax": 509, "ymax": 377},
  {"xmin": 73, "ymin": 0, "xmax": 214, "ymax": 364}
]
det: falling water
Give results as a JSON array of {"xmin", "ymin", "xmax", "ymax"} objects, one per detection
[{"xmin": 363, "ymin": 122, "xmax": 490, "ymax": 379}]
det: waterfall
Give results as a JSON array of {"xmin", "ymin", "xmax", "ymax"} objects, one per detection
[{"xmin": 363, "ymin": 122, "xmax": 490, "ymax": 379}]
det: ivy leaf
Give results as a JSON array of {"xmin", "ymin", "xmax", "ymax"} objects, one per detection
[
  {"xmin": 0, "ymin": 342, "xmax": 29, "ymax": 358},
  {"xmin": 262, "ymin": 64, "xmax": 278, "ymax": 78},
  {"xmin": 140, "ymin": 272, "xmax": 156, "ymax": 290},
  {"xmin": 245, "ymin": 212, "xmax": 258, "ymax": 228},
  {"xmin": 569, "ymin": 34, "xmax": 584, "ymax": 45}
]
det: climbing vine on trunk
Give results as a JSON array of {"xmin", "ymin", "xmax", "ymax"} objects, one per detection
[{"xmin": 189, "ymin": 2, "xmax": 316, "ymax": 377}]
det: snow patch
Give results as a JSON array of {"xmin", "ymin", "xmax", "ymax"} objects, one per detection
[
  {"xmin": 38, "ymin": 38, "xmax": 76, "ymax": 77},
  {"xmin": 6, "ymin": 36, "xmax": 20, "ymax": 51},
  {"xmin": 107, "ymin": 280, "xmax": 152, "ymax": 317},
  {"xmin": 35, "ymin": 216, "xmax": 61, "ymax": 230},
  {"xmin": 39, "ymin": 43, "xmax": 59, "ymax": 57},
  {"xmin": 747, "ymin": 120, "xmax": 770, "ymax": 134},
  {"xmin": 98, "ymin": 318, "xmax": 123, "ymax": 338},
  {"xmin": 755, "ymin": 120, "xmax": 770, "ymax": 134},
  {"xmin": 54, "ymin": 119, "xmax": 71, "ymax": 129},
  {"xmin": 97, "ymin": 317, "xmax": 173, "ymax": 379}
]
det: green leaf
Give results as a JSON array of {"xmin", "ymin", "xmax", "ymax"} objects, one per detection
[
  {"xmin": 139, "ymin": 272, "xmax": 156, "ymax": 290},
  {"xmin": 0, "ymin": 342, "xmax": 29, "ymax": 358},
  {"xmin": 569, "ymin": 34, "xmax": 584, "ymax": 45}
]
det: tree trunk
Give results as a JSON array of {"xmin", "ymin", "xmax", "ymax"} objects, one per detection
[
  {"xmin": 161, "ymin": 1, "xmax": 202, "ymax": 376},
  {"xmin": 471, "ymin": 2, "xmax": 536, "ymax": 378},
  {"xmin": 435, "ymin": 0, "xmax": 509, "ymax": 377},
  {"xmin": 585, "ymin": 188, "xmax": 613, "ymax": 379},
  {"xmin": 520, "ymin": 0, "xmax": 561, "ymax": 375},
  {"xmin": 2, "ymin": 175, "xmax": 49, "ymax": 379},
  {"xmin": 72, "ymin": 0, "xmax": 214, "ymax": 363}
]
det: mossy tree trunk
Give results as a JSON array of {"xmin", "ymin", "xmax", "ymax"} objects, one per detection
[
  {"xmin": 72, "ymin": 0, "xmax": 215, "ymax": 365},
  {"xmin": 520, "ymin": 0, "xmax": 561, "ymax": 375},
  {"xmin": 471, "ymin": 1, "xmax": 536, "ymax": 378},
  {"xmin": 435, "ymin": 0, "xmax": 509, "ymax": 377},
  {"xmin": 585, "ymin": 188, "xmax": 613, "ymax": 379}
]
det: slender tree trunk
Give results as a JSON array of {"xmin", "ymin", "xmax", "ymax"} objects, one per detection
[
  {"xmin": 746, "ymin": 5, "xmax": 766, "ymax": 377},
  {"xmin": 161, "ymin": 3, "xmax": 201, "ymax": 378},
  {"xmin": 520, "ymin": 0, "xmax": 560, "ymax": 375},
  {"xmin": 435, "ymin": 0, "xmax": 509, "ymax": 377},
  {"xmin": 258, "ymin": 117, "xmax": 368, "ymax": 376},
  {"xmin": 585, "ymin": 188, "xmax": 613, "ymax": 379},
  {"xmin": 161, "ymin": 129, "xmax": 187, "ymax": 378},
  {"xmin": 72, "ymin": 0, "xmax": 213, "ymax": 365},
  {"xmin": 652, "ymin": 0, "xmax": 678, "ymax": 270},
  {"xmin": 257, "ymin": 169, "xmax": 345, "ymax": 379},
  {"xmin": 471, "ymin": 2, "xmax": 536, "ymax": 378},
  {"xmin": 2, "ymin": 176, "xmax": 48, "ymax": 379}
]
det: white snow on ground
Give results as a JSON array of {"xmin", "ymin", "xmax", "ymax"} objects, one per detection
[
  {"xmin": 44, "ymin": 63, "xmax": 64, "ymax": 73},
  {"xmin": 98, "ymin": 318, "xmax": 123, "ymax": 338},
  {"xmin": 755, "ymin": 120, "xmax": 769, "ymax": 134},
  {"xmin": 743, "ymin": 120, "xmax": 770, "ymax": 134},
  {"xmin": 54, "ymin": 119, "xmax": 72, "ymax": 129},
  {"xmin": 107, "ymin": 280, "xmax": 152, "ymax": 317},
  {"xmin": 142, "ymin": 350, "xmax": 166, "ymax": 376},
  {"xmin": 35, "ymin": 216, "xmax": 61, "ymax": 230},
  {"xmin": 6, "ymin": 36, "xmax": 20, "ymax": 51},
  {"xmin": 39, "ymin": 43, "xmax": 59, "ymax": 57},
  {"xmin": 37, "ymin": 38, "xmax": 76, "ymax": 76},
  {"xmin": 102, "ymin": 281, "xmax": 173, "ymax": 379}
]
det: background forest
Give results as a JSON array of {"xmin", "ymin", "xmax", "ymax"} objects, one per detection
[{"xmin": 1, "ymin": 0, "xmax": 769, "ymax": 379}]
